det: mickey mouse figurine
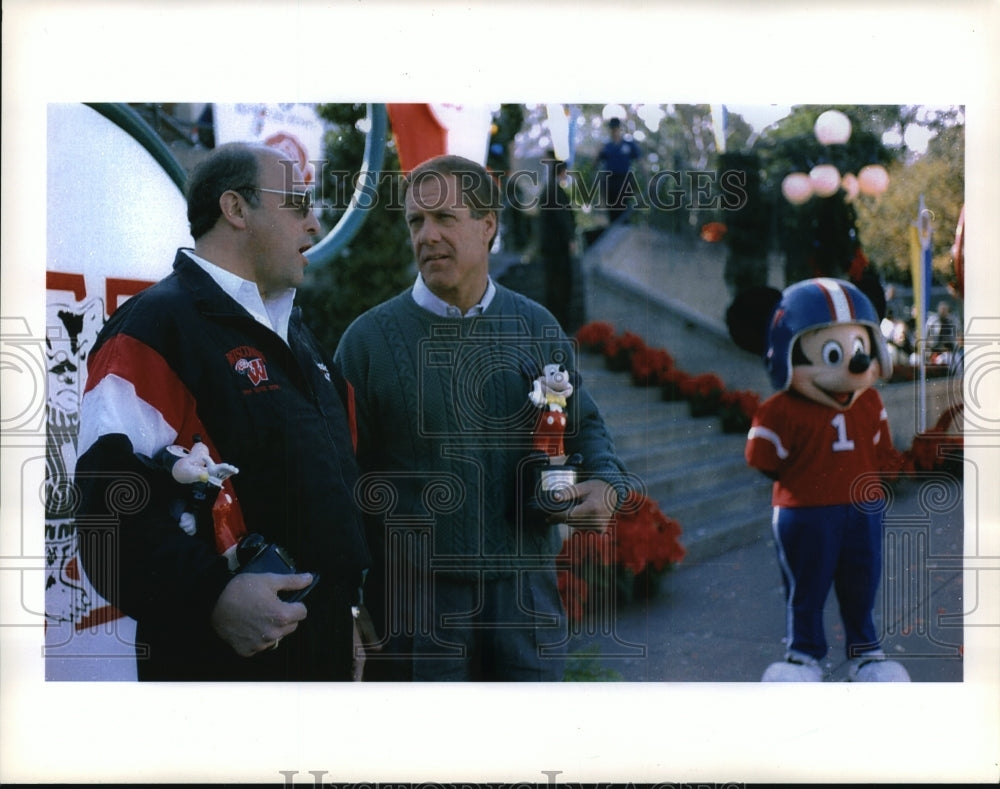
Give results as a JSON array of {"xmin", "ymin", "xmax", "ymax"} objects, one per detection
[
  {"xmin": 522, "ymin": 363, "xmax": 583, "ymax": 527},
  {"xmin": 151, "ymin": 435, "xmax": 239, "ymax": 537},
  {"xmin": 529, "ymin": 362, "xmax": 574, "ymax": 458},
  {"xmin": 730, "ymin": 277, "xmax": 910, "ymax": 682}
]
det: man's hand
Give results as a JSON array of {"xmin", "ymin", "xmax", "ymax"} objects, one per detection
[
  {"xmin": 550, "ymin": 478, "xmax": 618, "ymax": 531},
  {"xmin": 209, "ymin": 572, "xmax": 312, "ymax": 656}
]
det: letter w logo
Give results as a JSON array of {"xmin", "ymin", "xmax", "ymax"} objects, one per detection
[{"xmin": 235, "ymin": 356, "xmax": 269, "ymax": 386}]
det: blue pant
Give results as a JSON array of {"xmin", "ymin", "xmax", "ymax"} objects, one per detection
[{"xmin": 772, "ymin": 503, "xmax": 885, "ymax": 661}]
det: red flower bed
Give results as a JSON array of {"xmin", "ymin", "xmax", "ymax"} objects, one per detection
[
  {"xmin": 612, "ymin": 492, "xmax": 686, "ymax": 574},
  {"xmin": 718, "ymin": 389, "xmax": 761, "ymax": 433},
  {"xmin": 630, "ymin": 346, "xmax": 675, "ymax": 387},
  {"xmin": 909, "ymin": 403, "xmax": 964, "ymax": 473},
  {"xmin": 680, "ymin": 373, "xmax": 726, "ymax": 416},
  {"xmin": 557, "ymin": 492, "xmax": 686, "ymax": 622},
  {"xmin": 658, "ymin": 367, "xmax": 692, "ymax": 401},
  {"xmin": 576, "ymin": 321, "xmax": 616, "ymax": 353}
]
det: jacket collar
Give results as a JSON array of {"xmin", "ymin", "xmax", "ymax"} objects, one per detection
[{"xmin": 173, "ymin": 249, "xmax": 298, "ymax": 341}]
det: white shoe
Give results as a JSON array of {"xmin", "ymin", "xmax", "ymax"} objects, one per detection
[
  {"xmin": 848, "ymin": 652, "xmax": 911, "ymax": 682},
  {"xmin": 761, "ymin": 652, "xmax": 823, "ymax": 682}
]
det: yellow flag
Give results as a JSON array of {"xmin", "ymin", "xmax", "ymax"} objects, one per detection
[{"xmin": 909, "ymin": 223, "xmax": 925, "ymax": 333}]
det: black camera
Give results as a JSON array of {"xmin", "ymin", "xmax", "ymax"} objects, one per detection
[{"xmin": 234, "ymin": 533, "xmax": 319, "ymax": 603}]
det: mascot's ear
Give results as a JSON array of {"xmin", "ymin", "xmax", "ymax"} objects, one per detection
[
  {"xmin": 726, "ymin": 286, "xmax": 782, "ymax": 356},
  {"xmin": 853, "ymin": 269, "xmax": 888, "ymax": 321}
]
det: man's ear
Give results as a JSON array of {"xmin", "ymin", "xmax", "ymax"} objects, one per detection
[
  {"xmin": 218, "ymin": 190, "xmax": 249, "ymax": 230},
  {"xmin": 482, "ymin": 210, "xmax": 498, "ymax": 245}
]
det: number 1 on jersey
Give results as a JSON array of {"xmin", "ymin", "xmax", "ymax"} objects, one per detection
[{"xmin": 831, "ymin": 412, "xmax": 855, "ymax": 452}]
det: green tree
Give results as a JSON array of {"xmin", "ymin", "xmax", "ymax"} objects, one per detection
[
  {"xmin": 298, "ymin": 103, "xmax": 534, "ymax": 352},
  {"xmin": 743, "ymin": 104, "xmax": 963, "ymax": 292},
  {"xmin": 854, "ymin": 123, "xmax": 965, "ymax": 286},
  {"xmin": 296, "ymin": 104, "xmax": 413, "ymax": 353}
]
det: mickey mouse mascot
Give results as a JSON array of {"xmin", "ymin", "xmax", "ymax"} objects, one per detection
[{"xmin": 730, "ymin": 277, "xmax": 910, "ymax": 682}]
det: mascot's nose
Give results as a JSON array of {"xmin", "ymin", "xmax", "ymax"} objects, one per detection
[{"xmin": 849, "ymin": 351, "xmax": 872, "ymax": 374}]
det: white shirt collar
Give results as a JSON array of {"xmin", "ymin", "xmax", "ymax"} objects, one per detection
[
  {"xmin": 184, "ymin": 250, "xmax": 296, "ymax": 343},
  {"xmin": 411, "ymin": 274, "xmax": 496, "ymax": 318}
]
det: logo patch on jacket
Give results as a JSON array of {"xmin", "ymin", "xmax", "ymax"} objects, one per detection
[{"xmin": 227, "ymin": 346, "xmax": 271, "ymax": 387}]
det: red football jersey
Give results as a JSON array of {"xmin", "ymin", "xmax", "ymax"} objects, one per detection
[{"xmin": 746, "ymin": 387, "xmax": 897, "ymax": 507}]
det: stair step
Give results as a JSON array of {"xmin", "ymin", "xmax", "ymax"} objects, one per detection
[
  {"xmin": 679, "ymin": 505, "xmax": 773, "ymax": 564},
  {"xmin": 576, "ymin": 348, "xmax": 774, "ymax": 565},
  {"xmin": 608, "ymin": 415, "xmax": 731, "ymax": 451},
  {"xmin": 641, "ymin": 454, "xmax": 759, "ymax": 500},
  {"xmin": 663, "ymin": 475, "xmax": 772, "ymax": 528},
  {"xmin": 619, "ymin": 431, "xmax": 747, "ymax": 469}
]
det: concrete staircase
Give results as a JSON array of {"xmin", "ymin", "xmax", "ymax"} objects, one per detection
[{"xmin": 577, "ymin": 351, "xmax": 773, "ymax": 565}]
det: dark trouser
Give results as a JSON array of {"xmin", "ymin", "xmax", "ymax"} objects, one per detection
[
  {"xmin": 364, "ymin": 568, "xmax": 567, "ymax": 681},
  {"xmin": 605, "ymin": 173, "xmax": 631, "ymax": 224},
  {"xmin": 772, "ymin": 502, "xmax": 885, "ymax": 661},
  {"xmin": 543, "ymin": 253, "xmax": 573, "ymax": 330}
]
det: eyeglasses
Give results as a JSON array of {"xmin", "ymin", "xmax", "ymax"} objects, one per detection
[{"xmin": 236, "ymin": 186, "xmax": 315, "ymax": 213}]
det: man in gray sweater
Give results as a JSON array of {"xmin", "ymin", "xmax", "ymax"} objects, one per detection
[{"xmin": 335, "ymin": 155, "xmax": 629, "ymax": 680}]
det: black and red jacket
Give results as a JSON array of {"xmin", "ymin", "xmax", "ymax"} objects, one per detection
[{"xmin": 75, "ymin": 250, "xmax": 370, "ymax": 680}]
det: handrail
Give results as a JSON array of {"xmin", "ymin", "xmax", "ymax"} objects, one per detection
[
  {"xmin": 84, "ymin": 102, "xmax": 189, "ymax": 192},
  {"xmin": 305, "ymin": 103, "xmax": 387, "ymax": 266}
]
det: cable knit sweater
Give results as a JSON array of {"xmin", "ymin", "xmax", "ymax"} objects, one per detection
[{"xmin": 334, "ymin": 284, "xmax": 628, "ymax": 579}]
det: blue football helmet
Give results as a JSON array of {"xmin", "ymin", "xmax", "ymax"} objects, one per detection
[{"xmin": 765, "ymin": 277, "xmax": 893, "ymax": 391}]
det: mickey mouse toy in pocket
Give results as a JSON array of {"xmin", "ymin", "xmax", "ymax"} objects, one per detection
[{"xmin": 728, "ymin": 277, "xmax": 910, "ymax": 682}]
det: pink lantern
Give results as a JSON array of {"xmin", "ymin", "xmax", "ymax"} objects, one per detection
[
  {"xmin": 858, "ymin": 164, "xmax": 890, "ymax": 196},
  {"xmin": 809, "ymin": 164, "xmax": 842, "ymax": 198},
  {"xmin": 814, "ymin": 109, "xmax": 852, "ymax": 145},
  {"xmin": 781, "ymin": 172, "xmax": 813, "ymax": 205}
]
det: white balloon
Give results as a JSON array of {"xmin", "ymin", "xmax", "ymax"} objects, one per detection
[
  {"xmin": 858, "ymin": 164, "xmax": 890, "ymax": 196},
  {"xmin": 814, "ymin": 109, "xmax": 852, "ymax": 145},
  {"xmin": 809, "ymin": 164, "xmax": 842, "ymax": 198},
  {"xmin": 781, "ymin": 172, "xmax": 813, "ymax": 204}
]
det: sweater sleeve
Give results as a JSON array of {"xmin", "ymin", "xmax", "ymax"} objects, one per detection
[{"xmin": 566, "ymin": 379, "xmax": 633, "ymax": 505}]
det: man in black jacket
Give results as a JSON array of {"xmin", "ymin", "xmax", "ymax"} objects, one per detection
[
  {"xmin": 74, "ymin": 142, "xmax": 370, "ymax": 680},
  {"xmin": 538, "ymin": 154, "xmax": 578, "ymax": 331}
]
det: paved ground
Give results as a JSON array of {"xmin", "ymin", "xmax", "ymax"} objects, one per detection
[
  {"xmin": 567, "ymin": 474, "xmax": 964, "ymax": 682},
  {"xmin": 564, "ymin": 224, "xmax": 966, "ymax": 682}
]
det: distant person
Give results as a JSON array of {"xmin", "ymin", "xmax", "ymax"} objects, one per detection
[
  {"xmin": 925, "ymin": 301, "xmax": 959, "ymax": 363},
  {"xmin": 597, "ymin": 117, "xmax": 641, "ymax": 225},
  {"xmin": 881, "ymin": 309, "xmax": 913, "ymax": 367},
  {"xmin": 538, "ymin": 154, "xmax": 578, "ymax": 330}
]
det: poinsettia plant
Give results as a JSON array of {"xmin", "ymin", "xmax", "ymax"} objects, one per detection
[
  {"xmin": 604, "ymin": 331, "xmax": 647, "ymax": 372},
  {"xmin": 576, "ymin": 321, "xmax": 616, "ymax": 353},
  {"xmin": 658, "ymin": 367, "xmax": 692, "ymax": 401},
  {"xmin": 718, "ymin": 389, "xmax": 761, "ymax": 434},
  {"xmin": 557, "ymin": 492, "xmax": 686, "ymax": 623},
  {"xmin": 909, "ymin": 403, "xmax": 964, "ymax": 474},
  {"xmin": 630, "ymin": 346, "xmax": 675, "ymax": 387},
  {"xmin": 680, "ymin": 373, "xmax": 726, "ymax": 417}
]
